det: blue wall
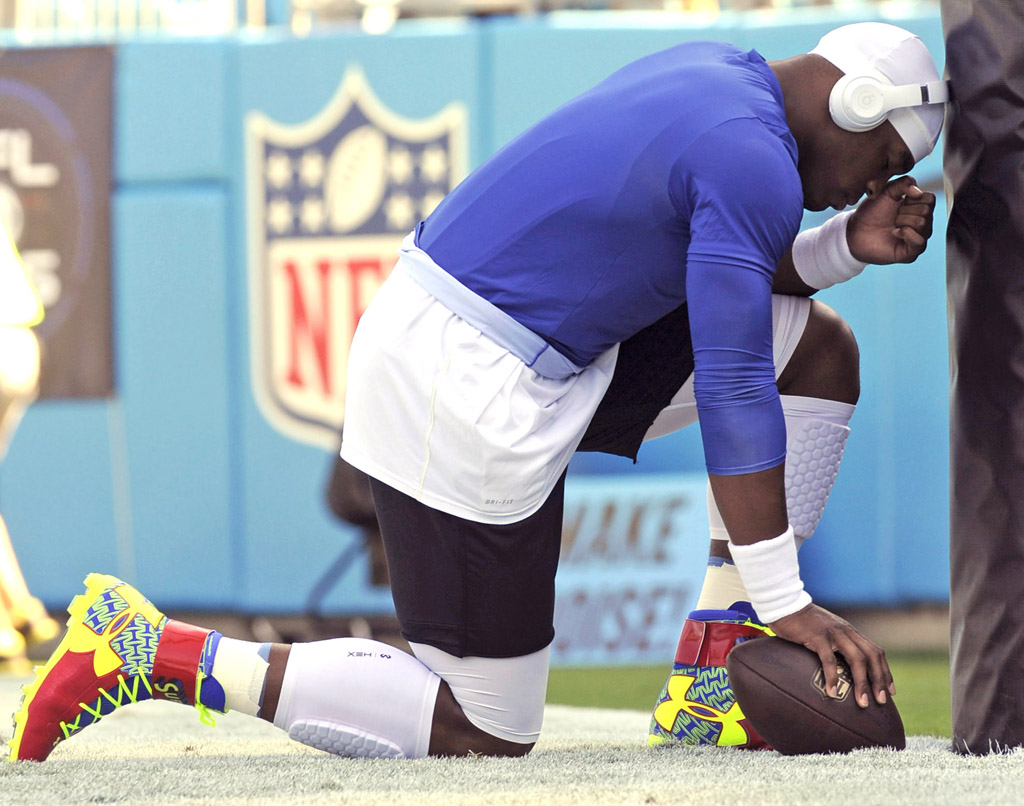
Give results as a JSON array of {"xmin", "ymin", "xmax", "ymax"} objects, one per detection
[{"xmin": 0, "ymin": 5, "xmax": 950, "ymax": 623}]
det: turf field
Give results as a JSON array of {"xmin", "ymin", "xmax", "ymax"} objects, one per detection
[{"xmin": 6, "ymin": 651, "xmax": 1021, "ymax": 806}]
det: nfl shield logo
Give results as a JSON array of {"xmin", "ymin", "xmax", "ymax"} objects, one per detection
[{"xmin": 246, "ymin": 67, "xmax": 467, "ymax": 448}]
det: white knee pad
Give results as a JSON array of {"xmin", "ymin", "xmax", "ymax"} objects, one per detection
[
  {"xmin": 704, "ymin": 395, "xmax": 854, "ymax": 544},
  {"xmin": 410, "ymin": 642, "xmax": 549, "ymax": 745},
  {"xmin": 272, "ymin": 638, "xmax": 440, "ymax": 759},
  {"xmin": 697, "ymin": 396, "xmax": 853, "ymax": 612},
  {"xmin": 781, "ymin": 395, "xmax": 854, "ymax": 541}
]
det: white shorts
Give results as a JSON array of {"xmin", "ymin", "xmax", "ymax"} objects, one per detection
[
  {"xmin": 342, "ymin": 260, "xmax": 810, "ymax": 525},
  {"xmin": 342, "ymin": 262, "xmax": 618, "ymax": 525}
]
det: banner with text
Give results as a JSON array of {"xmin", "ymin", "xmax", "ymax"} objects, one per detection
[
  {"xmin": 553, "ymin": 473, "xmax": 709, "ymax": 666},
  {"xmin": 0, "ymin": 46, "xmax": 114, "ymax": 398}
]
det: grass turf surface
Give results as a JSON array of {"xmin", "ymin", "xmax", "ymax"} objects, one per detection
[
  {"xmin": 546, "ymin": 651, "xmax": 952, "ymax": 738},
  {"xmin": 5, "ymin": 653, "xmax": 1005, "ymax": 806}
]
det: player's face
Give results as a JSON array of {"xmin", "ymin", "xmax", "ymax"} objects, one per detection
[{"xmin": 800, "ymin": 120, "xmax": 916, "ymax": 212}]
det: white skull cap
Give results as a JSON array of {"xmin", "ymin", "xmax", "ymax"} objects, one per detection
[{"xmin": 811, "ymin": 22, "xmax": 945, "ymax": 162}]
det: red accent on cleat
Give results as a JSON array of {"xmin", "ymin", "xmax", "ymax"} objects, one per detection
[
  {"xmin": 151, "ymin": 620, "xmax": 211, "ymax": 707},
  {"xmin": 13, "ymin": 651, "xmax": 132, "ymax": 762},
  {"xmin": 665, "ymin": 617, "xmax": 774, "ymax": 751},
  {"xmin": 673, "ymin": 618, "xmax": 768, "ymax": 667}
]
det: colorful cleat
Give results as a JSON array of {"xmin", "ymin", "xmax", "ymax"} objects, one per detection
[
  {"xmin": 8, "ymin": 573, "xmax": 223, "ymax": 762},
  {"xmin": 648, "ymin": 604, "xmax": 773, "ymax": 750}
]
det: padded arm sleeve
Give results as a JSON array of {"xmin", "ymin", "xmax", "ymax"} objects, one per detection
[{"xmin": 675, "ymin": 122, "xmax": 803, "ymax": 474}]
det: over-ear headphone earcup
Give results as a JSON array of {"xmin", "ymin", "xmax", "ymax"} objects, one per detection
[{"xmin": 829, "ymin": 74, "xmax": 888, "ymax": 132}]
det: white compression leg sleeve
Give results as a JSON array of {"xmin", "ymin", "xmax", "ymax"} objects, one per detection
[
  {"xmin": 780, "ymin": 394, "xmax": 855, "ymax": 541},
  {"xmin": 695, "ymin": 394, "xmax": 855, "ymax": 611},
  {"xmin": 272, "ymin": 638, "xmax": 440, "ymax": 759},
  {"xmin": 410, "ymin": 642, "xmax": 549, "ymax": 745}
]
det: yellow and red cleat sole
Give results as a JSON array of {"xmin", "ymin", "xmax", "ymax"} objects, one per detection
[{"xmin": 8, "ymin": 573, "xmax": 164, "ymax": 762}]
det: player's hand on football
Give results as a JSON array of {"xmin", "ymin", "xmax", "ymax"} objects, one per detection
[
  {"xmin": 767, "ymin": 603, "xmax": 895, "ymax": 709},
  {"xmin": 848, "ymin": 175, "xmax": 936, "ymax": 265}
]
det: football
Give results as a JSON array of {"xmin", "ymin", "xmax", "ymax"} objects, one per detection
[
  {"xmin": 326, "ymin": 124, "xmax": 389, "ymax": 233},
  {"xmin": 726, "ymin": 636, "xmax": 905, "ymax": 755}
]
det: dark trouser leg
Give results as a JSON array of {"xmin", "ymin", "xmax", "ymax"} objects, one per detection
[{"xmin": 943, "ymin": 0, "xmax": 1024, "ymax": 754}]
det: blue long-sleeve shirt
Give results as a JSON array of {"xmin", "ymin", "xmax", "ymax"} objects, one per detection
[{"xmin": 417, "ymin": 41, "xmax": 804, "ymax": 475}]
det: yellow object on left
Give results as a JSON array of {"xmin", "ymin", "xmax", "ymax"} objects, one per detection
[{"xmin": 0, "ymin": 230, "xmax": 43, "ymax": 327}]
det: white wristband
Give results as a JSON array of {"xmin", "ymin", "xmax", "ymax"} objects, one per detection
[
  {"xmin": 791, "ymin": 210, "xmax": 867, "ymax": 290},
  {"xmin": 728, "ymin": 525, "xmax": 812, "ymax": 624}
]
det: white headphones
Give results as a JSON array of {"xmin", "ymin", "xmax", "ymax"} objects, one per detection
[{"xmin": 829, "ymin": 73, "xmax": 950, "ymax": 132}]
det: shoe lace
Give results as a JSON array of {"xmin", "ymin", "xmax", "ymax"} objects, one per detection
[
  {"xmin": 194, "ymin": 669, "xmax": 219, "ymax": 727},
  {"xmin": 60, "ymin": 673, "xmax": 154, "ymax": 739},
  {"xmin": 57, "ymin": 666, "xmax": 223, "ymax": 741}
]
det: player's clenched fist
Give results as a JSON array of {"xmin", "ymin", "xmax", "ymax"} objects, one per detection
[{"xmin": 848, "ymin": 175, "xmax": 937, "ymax": 265}]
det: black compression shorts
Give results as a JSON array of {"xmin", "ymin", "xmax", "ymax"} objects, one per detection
[{"xmin": 372, "ymin": 303, "xmax": 694, "ymax": 658}]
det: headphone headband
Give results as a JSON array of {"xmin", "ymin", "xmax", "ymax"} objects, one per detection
[{"xmin": 830, "ymin": 75, "xmax": 950, "ymax": 133}]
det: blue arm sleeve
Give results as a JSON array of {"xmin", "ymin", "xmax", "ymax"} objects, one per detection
[{"xmin": 675, "ymin": 121, "xmax": 803, "ymax": 475}]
